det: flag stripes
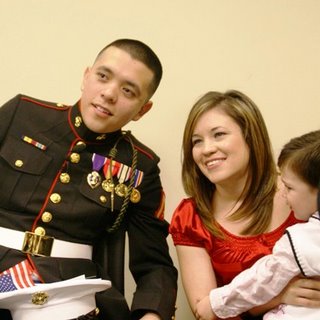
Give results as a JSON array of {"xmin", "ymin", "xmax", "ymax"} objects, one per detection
[{"xmin": 0, "ymin": 259, "xmax": 35, "ymax": 292}]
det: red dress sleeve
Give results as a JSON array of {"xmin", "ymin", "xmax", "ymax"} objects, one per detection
[
  {"xmin": 169, "ymin": 198, "xmax": 213, "ymax": 247},
  {"xmin": 169, "ymin": 197, "xmax": 299, "ymax": 286}
]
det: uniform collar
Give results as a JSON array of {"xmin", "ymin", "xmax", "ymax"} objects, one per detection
[{"xmin": 69, "ymin": 101, "xmax": 122, "ymax": 143}]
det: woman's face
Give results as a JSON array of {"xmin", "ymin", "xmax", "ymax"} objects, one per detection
[
  {"xmin": 281, "ymin": 166, "xmax": 318, "ymax": 220},
  {"xmin": 191, "ymin": 107, "xmax": 250, "ymax": 188}
]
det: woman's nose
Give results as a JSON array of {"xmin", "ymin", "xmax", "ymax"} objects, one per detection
[{"xmin": 202, "ymin": 140, "xmax": 217, "ymax": 154}]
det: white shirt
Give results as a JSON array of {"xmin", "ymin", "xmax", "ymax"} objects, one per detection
[{"xmin": 210, "ymin": 212, "xmax": 320, "ymax": 319}]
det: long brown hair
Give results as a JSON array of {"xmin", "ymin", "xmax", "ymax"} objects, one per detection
[{"xmin": 182, "ymin": 90, "xmax": 278, "ymax": 237}]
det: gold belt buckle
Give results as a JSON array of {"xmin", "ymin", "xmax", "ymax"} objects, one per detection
[{"xmin": 22, "ymin": 231, "xmax": 54, "ymax": 257}]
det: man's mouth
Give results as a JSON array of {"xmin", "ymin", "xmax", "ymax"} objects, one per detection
[{"xmin": 93, "ymin": 103, "xmax": 113, "ymax": 116}]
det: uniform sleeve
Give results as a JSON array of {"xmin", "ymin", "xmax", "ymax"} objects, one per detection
[
  {"xmin": 0, "ymin": 95, "xmax": 21, "ymax": 143},
  {"xmin": 169, "ymin": 198, "xmax": 212, "ymax": 247},
  {"xmin": 210, "ymin": 234, "xmax": 301, "ymax": 318},
  {"xmin": 127, "ymin": 158, "xmax": 178, "ymax": 320}
]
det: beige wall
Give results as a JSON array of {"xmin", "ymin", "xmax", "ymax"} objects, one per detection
[{"xmin": 1, "ymin": 1, "xmax": 319, "ymax": 319}]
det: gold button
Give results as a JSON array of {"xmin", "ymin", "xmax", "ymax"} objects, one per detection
[
  {"xmin": 56, "ymin": 103, "xmax": 64, "ymax": 108},
  {"xmin": 100, "ymin": 195, "xmax": 107, "ymax": 204},
  {"xmin": 42, "ymin": 211, "xmax": 52, "ymax": 223},
  {"xmin": 34, "ymin": 226, "xmax": 46, "ymax": 236},
  {"xmin": 76, "ymin": 141, "xmax": 86, "ymax": 148},
  {"xmin": 70, "ymin": 153, "xmax": 80, "ymax": 163},
  {"xmin": 60, "ymin": 172, "xmax": 70, "ymax": 183},
  {"xmin": 75, "ymin": 116, "xmax": 82, "ymax": 127},
  {"xmin": 50, "ymin": 193, "xmax": 61, "ymax": 204},
  {"xmin": 15, "ymin": 160, "xmax": 23, "ymax": 167}
]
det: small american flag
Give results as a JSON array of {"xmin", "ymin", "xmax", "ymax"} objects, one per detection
[{"xmin": 0, "ymin": 260, "xmax": 35, "ymax": 292}]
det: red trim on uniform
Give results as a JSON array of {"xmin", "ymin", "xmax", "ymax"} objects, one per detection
[
  {"xmin": 21, "ymin": 97, "xmax": 70, "ymax": 110},
  {"xmin": 154, "ymin": 191, "xmax": 165, "ymax": 220},
  {"xmin": 67, "ymin": 107, "xmax": 81, "ymax": 139},
  {"xmin": 134, "ymin": 144, "xmax": 155, "ymax": 160},
  {"xmin": 123, "ymin": 136, "xmax": 155, "ymax": 160},
  {"xmin": 31, "ymin": 157, "xmax": 74, "ymax": 231}
]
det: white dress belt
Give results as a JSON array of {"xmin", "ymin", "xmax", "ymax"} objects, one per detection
[{"xmin": 0, "ymin": 227, "xmax": 93, "ymax": 260}]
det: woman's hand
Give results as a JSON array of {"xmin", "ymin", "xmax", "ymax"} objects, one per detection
[
  {"xmin": 280, "ymin": 276, "xmax": 320, "ymax": 308},
  {"xmin": 195, "ymin": 295, "xmax": 216, "ymax": 320}
]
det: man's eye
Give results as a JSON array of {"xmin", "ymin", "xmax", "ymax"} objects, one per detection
[
  {"xmin": 97, "ymin": 72, "xmax": 107, "ymax": 80},
  {"xmin": 122, "ymin": 87, "xmax": 134, "ymax": 97}
]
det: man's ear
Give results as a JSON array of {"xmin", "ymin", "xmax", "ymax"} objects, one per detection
[{"xmin": 132, "ymin": 101, "xmax": 153, "ymax": 121}]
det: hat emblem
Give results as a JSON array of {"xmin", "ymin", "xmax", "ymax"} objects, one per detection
[{"xmin": 32, "ymin": 291, "xmax": 49, "ymax": 305}]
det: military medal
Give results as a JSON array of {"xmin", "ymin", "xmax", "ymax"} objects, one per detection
[
  {"xmin": 87, "ymin": 171, "xmax": 101, "ymax": 188},
  {"xmin": 102, "ymin": 159, "xmax": 119, "ymax": 192},
  {"xmin": 130, "ymin": 188, "xmax": 141, "ymax": 203},
  {"xmin": 130, "ymin": 169, "xmax": 144, "ymax": 203},
  {"xmin": 102, "ymin": 179, "xmax": 114, "ymax": 192},
  {"xmin": 115, "ymin": 163, "xmax": 131, "ymax": 197},
  {"xmin": 115, "ymin": 183, "xmax": 128, "ymax": 197},
  {"xmin": 87, "ymin": 153, "xmax": 106, "ymax": 189},
  {"xmin": 102, "ymin": 158, "xmax": 120, "ymax": 212}
]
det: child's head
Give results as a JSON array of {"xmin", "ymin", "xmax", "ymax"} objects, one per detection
[{"xmin": 278, "ymin": 130, "xmax": 320, "ymax": 220}]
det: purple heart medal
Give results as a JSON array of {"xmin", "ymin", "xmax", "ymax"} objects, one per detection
[{"xmin": 87, "ymin": 153, "xmax": 106, "ymax": 189}]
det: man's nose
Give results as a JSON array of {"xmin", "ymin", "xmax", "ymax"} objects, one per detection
[{"xmin": 101, "ymin": 83, "xmax": 118, "ymax": 103}]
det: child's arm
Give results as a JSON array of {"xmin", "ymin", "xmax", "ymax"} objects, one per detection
[{"xmin": 208, "ymin": 235, "xmax": 300, "ymax": 318}]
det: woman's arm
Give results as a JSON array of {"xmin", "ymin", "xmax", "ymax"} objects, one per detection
[{"xmin": 176, "ymin": 245, "xmax": 217, "ymax": 316}]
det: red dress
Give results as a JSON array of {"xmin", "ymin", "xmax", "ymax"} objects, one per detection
[{"xmin": 169, "ymin": 198, "xmax": 298, "ymax": 287}]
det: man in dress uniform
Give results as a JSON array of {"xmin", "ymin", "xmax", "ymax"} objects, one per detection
[{"xmin": 0, "ymin": 39, "xmax": 177, "ymax": 320}]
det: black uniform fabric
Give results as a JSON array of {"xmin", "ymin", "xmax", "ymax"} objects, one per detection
[{"xmin": 0, "ymin": 94, "xmax": 177, "ymax": 320}]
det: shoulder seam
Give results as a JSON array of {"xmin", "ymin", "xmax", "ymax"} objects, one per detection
[
  {"xmin": 21, "ymin": 96, "xmax": 70, "ymax": 110},
  {"xmin": 134, "ymin": 143, "xmax": 155, "ymax": 160}
]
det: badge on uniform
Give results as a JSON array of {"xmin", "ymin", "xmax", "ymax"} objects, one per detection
[
  {"xmin": 21, "ymin": 135, "xmax": 47, "ymax": 151},
  {"xmin": 87, "ymin": 154, "xmax": 106, "ymax": 188},
  {"xmin": 88, "ymin": 153, "xmax": 144, "ymax": 204},
  {"xmin": 130, "ymin": 169, "xmax": 144, "ymax": 203},
  {"xmin": 115, "ymin": 163, "xmax": 132, "ymax": 197},
  {"xmin": 102, "ymin": 158, "xmax": 120, "ymax": 193}
]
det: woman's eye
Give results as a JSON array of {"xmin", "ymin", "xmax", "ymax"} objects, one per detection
[
  {"xmin": 192, "ymin": 139, "xmax": 201, "ymax": 146},
  {"xmin": 214, "ymin": 131, "xmax": 225, "ymax": 138}
]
